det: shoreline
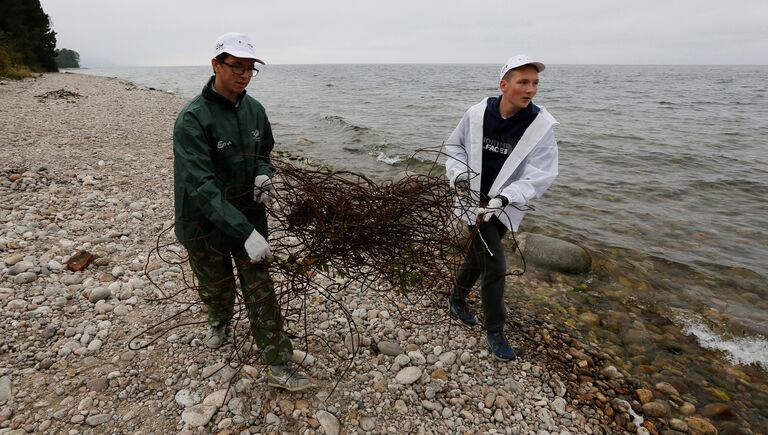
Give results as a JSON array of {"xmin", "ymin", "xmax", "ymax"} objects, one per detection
[{"xmin": 0, "ymin": 72, "xmax": 760, "ymax": 433}]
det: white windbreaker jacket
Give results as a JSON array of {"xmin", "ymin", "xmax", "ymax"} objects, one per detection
[{"xmin": 445, "ymin": 98, "xmax": 559, "ymax": 231}]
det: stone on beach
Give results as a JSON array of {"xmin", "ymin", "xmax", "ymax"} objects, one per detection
[
  {"xmin": 641, "ymin": 401, "xmax": 669, "ymax": 418},
  {"xmin": 635, "ymin": 388, "xmax": 653, "ymax": 403},
  {"xmin": 291, "ymin": 349, "xmax": 316, "ymax": 366},
  {"xmin": 88, "ymin": 286, "xmax": 112, "ymax": 303},
  {"xmin": 684, "ymin": 416, "xmax": 718, "ymax": 435},
  {"xmin": 315, "ymin": 410, "xmax": 340, "ymax": 435},
  {"xmin": 517, "ymin": 232, "xmax": 592, "ymax": 273},
  {"xmin": 377, "ymin": 341, "xmax": 405, "ymax": 356},
  {"xmin": 202, "ymin": 389, "xmax": 231, "ymax": 406},
  {"xmin": 174, "ymin": 389, "xmax": 201, "ymax": 408},
  {"xmin": 5, "ymin": 261, "xmax": 32, "ymax": 275},
  {"xmin": 181, "ymin": 404, "xmax": 218, "ymax": 427},
  {"xmin": 85, "ymin": 413, "xmax": 112, "ymax": 426},
  {"xmin": 66, "ymin": 250, "xmax": 95, "ymax": 271},
  {"xmin": 0, "ymin": 375, "xmax": 11, "ymax": 404},
  {"xmin": 699, "ymin": 402, "xmax": 735, "ymax": 419},
  {"xmin": 12, "ymin": 271, "xmax": 37, "ymax": 284},
  {"xmin": 395, "ymin": 366, "xmax": 422, "ymax": 385}
]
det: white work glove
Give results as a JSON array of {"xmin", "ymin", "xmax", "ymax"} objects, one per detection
[
  {"xmin": 244, "ymin": 230, "xmax": 272, "ymax": 262},
  {"xmin": 475, "ymin": 196, "xmax": 508, "ymax": 222},
  {"xmin": 449, "ymin": 171, "xmax": 469, "ymax": 190},
  {"xmin": 253, "ymin": 175, "xmax": 276, "ymax": 206}
]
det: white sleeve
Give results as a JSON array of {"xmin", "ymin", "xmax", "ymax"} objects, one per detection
[
  {"xmin": 444, "ymin": 112, "xmax": 470, "ymax": 183},
  {"xmin": 499, "ymin": 128, "xmax": 559, "ymax": 205}
]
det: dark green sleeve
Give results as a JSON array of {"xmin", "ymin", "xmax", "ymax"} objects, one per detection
[
  {"xmin": 173, "ymin": 111, "xmax": 254, "ymax": 242},
  {"xmin": 256, "ymin": 112, "xmax": 275, "ymax": 177}
]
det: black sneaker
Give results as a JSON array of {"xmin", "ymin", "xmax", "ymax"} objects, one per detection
[
  {"xmin": 486, "ymin": 329, "xmax": 517, "ymax": 361},
  {"xmin": 447, "ymin": 297, "xmax": 478, "ymax": 327}
]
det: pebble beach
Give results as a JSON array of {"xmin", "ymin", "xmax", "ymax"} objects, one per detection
[{"xmin": 0, "ymin": 72, "xmax": 749, "ymax": 434}]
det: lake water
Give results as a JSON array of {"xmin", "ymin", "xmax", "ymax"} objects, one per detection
[{"xmin": 74, "ymin": 64, "xmax": 768, "ymax": 426}]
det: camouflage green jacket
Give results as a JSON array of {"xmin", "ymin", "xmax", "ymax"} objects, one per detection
[{"xmin": 173, "ymin": 76, "xmax": 274, "ymax": 251}]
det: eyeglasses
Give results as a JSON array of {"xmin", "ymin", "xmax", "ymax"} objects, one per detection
[{"xmin": 220, "ymin": 61, "xmax": 259, "ymax": 77}]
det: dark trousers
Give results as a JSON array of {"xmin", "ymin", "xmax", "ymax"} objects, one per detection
[
  {"xmin": 452, "ymin": 216, "xmax": 508, "ymax": 332},
  {"xmin": 187, "ymin": 246, "xmax": 293, "ymax": 365}
]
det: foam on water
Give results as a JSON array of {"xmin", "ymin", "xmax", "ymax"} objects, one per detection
[
  {"xmin": 376, "ymin": 152, "xmax": 403, "ymax": 165},
  {"xmin": 677, "ymin": 314, "xmax": 768, "ymax": 371},
  {"xmin": 616, "ymin": 399, "xmax": 644, "ymax": 427}
]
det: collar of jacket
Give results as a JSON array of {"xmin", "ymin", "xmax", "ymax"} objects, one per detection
[
  {"xmin": 486, "ymin": 95, "xmax": 539, "ymax": 121},
  {"xmin": 201, "ymin": 75, "xmax": 246, "ymax": 108}
]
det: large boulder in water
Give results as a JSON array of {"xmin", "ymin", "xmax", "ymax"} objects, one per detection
[{"xmin": 517, "ymin": 233, "xmax": 591, "ymax": 273}]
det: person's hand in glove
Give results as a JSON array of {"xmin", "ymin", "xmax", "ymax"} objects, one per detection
[
  {"xmin": 244, "ymin": 229, "xmax": 272, "ymax": 262},
  {"xmin": 449, "ymin": 171, "xmax": 470, "ymax": 190},
  {"xmin": 253, "ymin": 175, "xmax": 276, "ymax": 206},
  {"xmin": 476, "ymin": 195, "xmax": 509, "ymax": 222}
]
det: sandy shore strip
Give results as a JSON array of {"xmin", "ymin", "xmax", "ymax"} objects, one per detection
[{"xmin": 0, "ymin": 73, "xmax": 727, "ymax": 434}]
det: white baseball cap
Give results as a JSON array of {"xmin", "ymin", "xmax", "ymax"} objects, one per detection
[
  {"xmin": 499, "ymin": 54, "xmax": 545, "ymax": 80},
  {"xmin": 214, "ymin": 32, "xmax": 265, "ymax": 65}
]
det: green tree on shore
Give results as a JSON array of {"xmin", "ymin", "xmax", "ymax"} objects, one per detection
[
  {"xmin": 0, "ymin": 0, "xmax": 58, "ymax": 78},
  {"xmin": 55, "ymin": 48, "xmax": 80, "ymax": 68}
]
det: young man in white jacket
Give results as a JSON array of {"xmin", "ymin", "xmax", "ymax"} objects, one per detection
[{"xmin": 444, "ymin": 55, "xmax": 559, "ymax": 360}]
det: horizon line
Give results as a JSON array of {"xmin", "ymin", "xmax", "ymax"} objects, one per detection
[{"xmin": 77, "ymin": 62, "xmax": 768, "ymax": 68}]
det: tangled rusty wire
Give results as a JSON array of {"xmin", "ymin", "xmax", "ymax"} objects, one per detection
[{"xmin": 130, "ymin": 149, "xmax": 531, "ymax": 397}]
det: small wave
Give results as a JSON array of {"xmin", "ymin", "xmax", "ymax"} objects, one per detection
[
  {"xmin": 581, "ymin": 107, "xmax": 612, "ymax": 113},
  {"xmin": 688, "ymin": 178, "xmax": 766, "ymax": 194},
  {"xmin": 342, "ymin": 146, "xmax": 366, "ymax": 154},
  {"xmin": 678, "ymin": 317, "xmax": 768, "ymax": 371},
  {"xmin": 376, "ymin": 152, "xmax": 403, "ymax": 165},
  {"xmin": 602, "ymin": 133, "xmax": 648, "ymax": 142},
  {"xmin": 322, "ymin": 114, "xmax": 369, "ymax": 132}
]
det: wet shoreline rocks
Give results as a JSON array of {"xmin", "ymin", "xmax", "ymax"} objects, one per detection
[{"xmin": 0, "ymin": 73, "xmax": 750, "ymax": 434}]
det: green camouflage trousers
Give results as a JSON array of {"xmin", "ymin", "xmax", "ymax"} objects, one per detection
[{"xmin": 187, "ymin": 246, "xmax": 293, "ymax": 365}]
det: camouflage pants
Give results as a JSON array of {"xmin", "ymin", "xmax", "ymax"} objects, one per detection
[{"xmin": 187, "ymin": 246, "xmax": 293, "ymax": 365}]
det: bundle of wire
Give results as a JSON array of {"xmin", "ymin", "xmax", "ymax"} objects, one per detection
[{"xmin": 133, "ymin": 153, "xmax": 527, "ymax": 394}]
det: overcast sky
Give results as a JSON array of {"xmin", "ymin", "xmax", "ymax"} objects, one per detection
[{"xmin": 40, "ymin": 0, "xmax": 768, "ymax": 67}]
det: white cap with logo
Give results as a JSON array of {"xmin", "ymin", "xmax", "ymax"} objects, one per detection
[
  {"xmin": 214, "ymin": 32, "xmax": 265, "ymax": 65},
  {"xmin": 499, "ymin": 54, "xmax": 545, "ymax": 80}
]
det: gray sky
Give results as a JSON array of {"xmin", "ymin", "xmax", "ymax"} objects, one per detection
[{"xmin": 41, "ymin": 0, "xmax": 768, "ymax": 66}]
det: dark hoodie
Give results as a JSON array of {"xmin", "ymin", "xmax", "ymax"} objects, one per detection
[{"xmin": 480, "ymin": 96, "xmax": 540, "ymax": 197}]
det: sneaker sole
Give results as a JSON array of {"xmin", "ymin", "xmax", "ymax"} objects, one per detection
[
  {"xmin": 267, "ymin": 380, "xmax": 316, "ymax": 392},
  {"xmin": 447, "ymin": 300, "xmax": 478, "ymax": 328},
  {"xmin": 486, "ymin": 341, "xmax": 517, "ymax": 361},
  {"xmin": 205, "ymin": 339, "xmax": 225, "ymax": 349}
]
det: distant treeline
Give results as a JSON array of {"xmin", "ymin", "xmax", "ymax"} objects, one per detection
[
  {"xmin": 55, "ymin": 48, "xmax": 80, "ymax": 69},
  {"xmin": 0, "ymin": 0, "xmax": 64, "ymax": 78}
]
